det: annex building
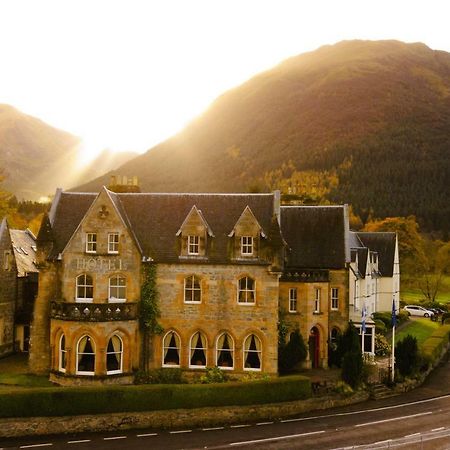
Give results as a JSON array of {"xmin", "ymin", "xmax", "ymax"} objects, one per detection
[{"xmin": 27, "ymin": 187, "xmax": 398, "ymax": 385}]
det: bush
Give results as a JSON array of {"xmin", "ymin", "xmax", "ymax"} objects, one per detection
[
  {"xmin": 442, "ymin": 312, "xmax": 450, "ymax": 324},
  {"xmin": 374, "ymin": 319, "xmax": 387, "ymax": 335},
  {"xmin": 397, "ymin": 310, "xmax": 410, "ymax": 325},
  {"xmin": 134, "ymin": 368, "xmax": 186, "ymax": 384},
  {"xmin": 0, "ymin": 375, "xmax": 312, "ymax": 419},
  {"xmin": 341, "ymin": 350, "xmax": 363, "ymax": 389},
  {"xmin": 396, "ymin": 335, "xmax": 419, "ymax": 377},
  {"xmin": 200, "ymin": 367, "xmax": 228, "ymax": 384},
  {"xmin": 420, "ymin": 324, "xmax": 450, "ymax": 367},
  {"xmin": 278, "ymin": 329, "xmax": 307, "ymax": 373},
  {"xmin": 375, "ymin": 333, "xmax": 391, "ymax": 356}
]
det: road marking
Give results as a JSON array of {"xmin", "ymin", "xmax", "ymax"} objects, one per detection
[
  {"xmin": 67, "ymin": 440, "xmax": 91, "ymax": 444},
  {"xmin": 229, "ymin": 430, "xmax": 325, "ymax": 446},
  {"xmin": 170, "ymin": 430, "xmax": 192, "ymax": 434},
  {"xmin": 256, "ymin": 421, "xmax": 274, "ymax": 426},
  {"xmin": 405, "ymin": 432, "xmax": 421, "ymax": 438},
  {"xmin": 432, "ymin": 427, "xmax": 445, "ymax": 431},
  {"xmin": 137, "ymin": 433, "xmax": 158, "ymax": 437},
  {"xmin": 202, "ymin": 427, "xmax": 224, "ymax": 431},
  {"xmin": 355, "ymin": 411, "xmax": 432, "ymax": 427},
  {"xmin": 103, "ymin": 436, "xmax": 127, "ymax": 440},
  {"xmin": 230, "ymin": 424, "xmax": 251, "ymax": 428},
  {"xmin": 20, "ymin": 445, "xmax": 53, "ymax": 449}
]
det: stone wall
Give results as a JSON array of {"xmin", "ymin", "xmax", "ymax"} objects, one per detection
[{"xmin": 0, "ymin": 391, "xmax": 369, "ymax": 438}]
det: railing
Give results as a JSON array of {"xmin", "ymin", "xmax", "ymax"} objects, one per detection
[
  {"xmin": 50, "ymin": 301, "xmax": 138, "ymax": 322},
  {"xmin": 280, "ymin": 269, "xmax": 329, "ymax": 283}
]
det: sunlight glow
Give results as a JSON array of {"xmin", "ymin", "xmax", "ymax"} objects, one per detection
[{"xmin": 0, "ymin": 0, "xmax": 449, "ymax": 160}]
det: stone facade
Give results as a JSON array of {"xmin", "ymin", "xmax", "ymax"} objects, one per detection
[{"xmin": 28, "ymin": 188, "xmax": 399, "ymax": 384}]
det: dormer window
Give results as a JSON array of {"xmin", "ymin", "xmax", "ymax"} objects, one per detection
[
  {"xmin": 241, "ymin": 236, "xmax": 253, "ymax": 255},
  {"xmin": 86, "ymin": 233, "xmax": 97, "ymax": 253},
  {"xmin": 108, "ymin": 233, "xmax": 119, "ymax": 254},
  {"xmin": 188, "ymin": 235, "xmax": 200, "ymax": 255}
]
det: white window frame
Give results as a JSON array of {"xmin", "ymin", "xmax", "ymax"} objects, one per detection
[
  {"xmin": 331, "ymin": 287, "xmax": 339, "ymax": 310},
  {"xmin": 243, "ymin": 334, "xmax": 262, "ymax": 372},
  {"xmin": 189, "ymin": 331, "xmax": 208, "ymax": 369},
  {"xmin": 85, "ymin": 233, "xmax": 97, "ymax": 253},
  {"xmin": 187, "ymin": 235, "xmax": 199, "ymax": 255},
  {"xmin": 184, "ymin": 275, "xmax": 201, "ymax": 303},
  {"xmin": 289, "ymin": 288, "xmax": 298, "ymax": 313},
  {"xmin": 162, "ymin": 331, "xmax": 181, "ymax": 367},
  {"xmin": 241, "ymin": 236, "xmax": 253, "ymax": 255},
  {"xmin": 76, "ymin": 335, "xmax": 96, "ymax": 375},
  {"xmin": 76, "ymin": 274, "xmax": 94, "ymax": 303},
  {"xmin": 215, "ymin": 333, "xmax": 235, "ymax": 370},
  {"xmin": 106, "ymin": 335, "xmax": 123, "ymax": 375},
  {"xmin": 108, "ymin": 233, "xmax": 119, "ymax": 254},
  {"xmin": 314, "ymin": 288, "xmax": 321, "ymax": 313},
  {"xmin": 108, "ymin": 275, "xmax": 127, "ymax": 303},
  {"xmin": 59, "ymin": 334, "xmax": 67, "ymax": 373},
  {"xmin": 237, "ymin": 276, "xmax": 256, "ymax": 305}
]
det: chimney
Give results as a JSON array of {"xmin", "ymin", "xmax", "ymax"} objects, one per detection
[{"xmin": 273, "ymin": 190, "xmax": 281, "ymax": 224}]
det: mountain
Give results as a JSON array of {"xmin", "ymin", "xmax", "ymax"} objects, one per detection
[
  {"xmin": 0, "ymin": 105, "xmax": 137, "ymax": 200},
  {"xmin": 0, "ymin": 104, "xmax": 80, "ymax": 199},
  {"xmin": 78, "ymin": 40, "xmax": 450, "ymax": 232}
]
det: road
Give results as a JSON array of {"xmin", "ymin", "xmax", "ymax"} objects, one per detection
[{"xmin": 1, "ymin": 356, "xmax": 450, "ymax": 450}]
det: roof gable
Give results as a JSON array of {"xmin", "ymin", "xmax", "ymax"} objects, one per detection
[
  {"xmin": 228, "ymin": 205, "xmax": 265, "ymax": 238},
  {"xmin": 356, "ymin": 232, "xmax": 396, "ymax": 277},
  {"xmin": 176, "ymin": 205, "xmax": 214, "ymax": 237}
]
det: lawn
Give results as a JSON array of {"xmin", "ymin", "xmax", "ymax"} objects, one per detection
[
  {"xmin": 394, "ymin": 318, "xmax": 440, "ymax": 346},
  {"xmin": 401, "ymin": 275, "xmax": 450, "ymax": 305}
]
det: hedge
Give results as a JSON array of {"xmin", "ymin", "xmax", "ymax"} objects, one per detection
[
  {"xmin": 421, "ymin": 324, "xmax": 450, "ymax": 365},
  {"xmin": 0, "ymin": 375, "xmax": 311, "ymax": 419}
]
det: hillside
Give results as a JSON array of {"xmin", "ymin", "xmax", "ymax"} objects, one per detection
[
  {"xmin": 78, "ymin": 40, "xmax": 449, "ymax": 232},
  {"xmin": 0, "ymin": 105, "xmax": 137, "ymax": 200}
]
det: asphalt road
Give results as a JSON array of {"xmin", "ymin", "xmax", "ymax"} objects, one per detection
[{"xmin": 1, "ymin": 356, "xmax": 450, "ymax": 450}]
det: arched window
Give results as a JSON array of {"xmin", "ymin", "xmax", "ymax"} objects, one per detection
[
  {"xmin": 162, "ymin": 331, "xmax": 181, "ymax": 367},
  {"xmin": 109, "ymin": 275, "xmax": 126, "ymax": 302},
  {"xmin": 76, "ymin": 335, "xmax": 95, "ymax": 375},
  {"xmin": 243, "ymin": 334, "xmax": 262, "ymax": 371},
  {"xmin": 216, "ymin": 333, "xmax": 234, "ymax": 369},
  {"xmin": 76, "ymin": 274, "xmax": 93, "ymax": 302},
  {"xmin": 189, "ymin": 332, "xmax": 207, "ymax": 368},
  {"xmin": 106, "ymin": 335, "xmax": 123, "ymax": 375},
  {"xmin": 59, "ymin": 334, "xmax": 67, "ymax": 373},
  {"xmin": 184, "ymin": 275, "xmax": 201, "ymax": 303},
  {"xmin": 238, "ymin": 277, "xmax": 255, "ymax": 304}
]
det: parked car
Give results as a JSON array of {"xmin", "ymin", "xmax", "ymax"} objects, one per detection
[{"xmin": 403, "ymin": 305, "xmax": 434, "ymax": 318}]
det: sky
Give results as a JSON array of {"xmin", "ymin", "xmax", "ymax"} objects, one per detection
[{"xmin": 0, "ymin": 0, "xmax": 449, "ymax": 163}]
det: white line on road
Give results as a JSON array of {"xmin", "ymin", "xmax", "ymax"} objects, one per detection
[
  {"xmin": 405, "ymin": 432, "xmax": 421, "ymax": 438},
  {"xmin": 202, "ymin": 427, "xmax": 224, "ymax": 431},
  {"xmin": 136, "ymin": 433, "xmax": 158, "ymax": 437},
  {"xmin": 229, "ymin": 430, "xmax": 325, "ymax": 446},
  {"xmin": 170, "ymin": 430, "xmax": 192, "ymax": 434},
  {"xmin": 432, "ymin": 427, "xmax": 445, "ymax": 432},
  {"xmin": 67, "ymin": 440, "xmax": 92, "ymax": 444},
  {"xmin": 20, "ymin": 445, "xmax": 53, "ymax": 449},
  {"xmin": 230, "ymin": 424, "xmax": 251, "ymax": 428},
  {"xmin": 355, "ymin": 411, "xmax": 432, "ymax": 427},
  {"xmin": 103, "ymin": 436, "xmax": 127, "ymax": 440},
  {"xmin": 256, "ymin": 421, "xmax": 274, "ymax": 426}
]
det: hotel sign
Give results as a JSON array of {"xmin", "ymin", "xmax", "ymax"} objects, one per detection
[{"xmin": 72, "ymin": 257, "xmax": 130, "ymax": 272}]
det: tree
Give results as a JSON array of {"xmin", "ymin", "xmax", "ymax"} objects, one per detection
[
  {"xmin": 395, "ymin": 335, "xmax": 419, "ymax": 377},
  {"xmin": 338, "ymin": 322, "xmax": 363, "ymax": 388},
  {"xmin": 278, "ymin": 329, "xmax": 307, "ymax": 373}
]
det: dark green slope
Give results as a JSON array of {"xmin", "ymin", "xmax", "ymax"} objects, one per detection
[{"xmin": 77, "ymin": 40, "xmax": 450, "ymax": 231}]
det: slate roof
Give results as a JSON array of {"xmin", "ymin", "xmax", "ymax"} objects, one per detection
[
  {"xmin": 45, "ymin": 190, "xmax": 279, "ymax": 264},
  {"xmin": 280, "ymin": 206, "xmax": 348, "ymax": 270},
  {"xmin": 10, "ymin": 229, "xmax": 38, "ymax": 276},
  {"xmin": 356, "ymin": 232, "xmax": 397, "ymax": 277}
]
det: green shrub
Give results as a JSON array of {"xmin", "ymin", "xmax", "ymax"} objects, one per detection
[
  {"xmin": 372, "ymin": 312, "xmax": 391, "ymax": 328},
  {"xmin": 375, "ymin": 333, "xmax": 391, "ymax": 356},
  {"xmin": 0, "ymin": 375, "xmax": 311, "ymax": 418},
  {"xmin": 396, "ymin": 335, "xmax": 419, "ymax": 377},
  {"xmin": 341, "ymin": 350, "xmax": 363, "ymax": 389},
  {"xmin": 200, "ymin": 367, "xmax": 228, "ymax": 384},
  {"xmin": 278, "ymin": 329, "xmax": 307, "ymax": 373},
  {"xmin": 420, "ymin": 324, "xmax": 450, "ymax": 366},
  {"xmin": 374, "ymin": 319, "xmax": 387, "ymax": 335},
  {"xmin": 397, "ymin": 310, "xmax": 410, "ymax": 325},
  {"xmin": 442, "ymin": 312, "xmax": 450, "ymax": 324},
  {"xmin": 134, "ymin": 368, "xmax": 186, "ymax": 384}
]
